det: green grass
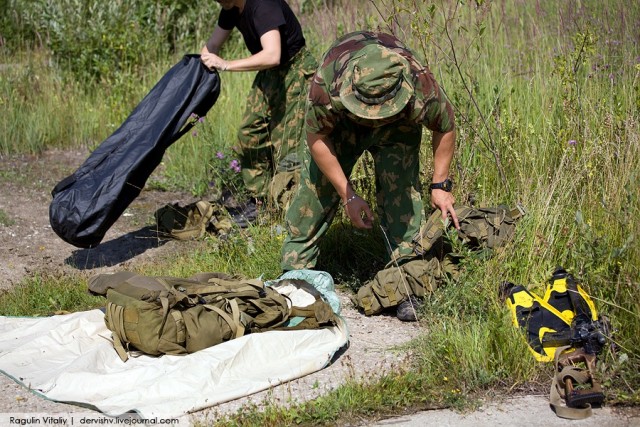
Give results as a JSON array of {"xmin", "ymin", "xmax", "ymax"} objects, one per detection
[
  {"xmin": 0, "ymin": 0, "xmax": 638, "ymax": 424},
  {"xmin": 137, "ymin": 226, "xmax": 286, "ymax": 281},
  {"xmin": 0, "ymin": 274, "xmax": 103, "ymax": 316},
  {"xmin": 0, "ymin": 208, "xmax": 15, "ymax": 227}
]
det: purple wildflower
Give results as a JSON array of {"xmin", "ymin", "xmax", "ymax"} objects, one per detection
[
  {"xmin": 192, "ymin": 130, "xmax": 198, "ymax": 137},
  {"xmin": 568, "ymin": 139, "xmax": 577, "ymax": 146},
  {"xmin": 216, "ymin": 151, "xmax": 225, "ymax": 159},
  {"xmin": 230, "ymin": 159, "xmax": 241, "ymax": 173}
]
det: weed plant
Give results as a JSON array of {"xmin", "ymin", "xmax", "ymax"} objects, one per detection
[
  {"xmin": 0, "ymin": 208, "xmax": 14, "ymax": 227},
  {"xmin": 0, "ymin": 0, "xmax": 638, "ymax": 424}
]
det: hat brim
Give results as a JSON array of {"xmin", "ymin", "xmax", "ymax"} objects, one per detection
[{"xmin": 339, "ymin": 63, "xmax": 414, "ymax": 120}]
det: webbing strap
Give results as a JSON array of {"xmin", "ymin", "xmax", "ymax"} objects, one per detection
[
  {"xmin": 169, "ymin": 310, "xmax": 186, "ymax": 344},
  {"xmin": 182, "ymin": 282, "xmax": 263, "ymax": 301},
  {"xmin": 384, "ymin": 283, "xmax": 398, "ymax": 305},
  {"xmin": 549, "ymin": 346, "xmax": 594, "ymax": 420},
  {"xmin": 228, "ymin": 299, "xmax": 244, "ymax": 338},
  {"xmin": 204, "ymin": 300, "xmax": 245, "ymax": 339},
  {"xmin": 158, "ymin": 295, "xmax": 171, "ymax": 338},
  {"xmin": 105, "ymin": 302, "xmax": 129, "ymax": 362}
]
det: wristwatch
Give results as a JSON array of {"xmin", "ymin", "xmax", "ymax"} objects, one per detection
[{"xmin": 430, "ymin": 178, "xmax": 453, "ymax": 192}]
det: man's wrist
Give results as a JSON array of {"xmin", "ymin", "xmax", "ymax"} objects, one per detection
[
  {"xmin": 430, "ymin": 178, "xmax": 453, "ymax": 192},
  {"xmin": 343, "ymin": 194, "xmax": 358, "ymax": 207}
]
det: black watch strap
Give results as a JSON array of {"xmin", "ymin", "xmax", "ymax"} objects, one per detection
[{"xmin": 430, "ymin": 178, "xmax": 453, "ymax": 192}]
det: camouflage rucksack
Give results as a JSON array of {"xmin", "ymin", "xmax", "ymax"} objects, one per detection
[
  {"xmin": 413, "ymin": 204, "xmax": 526, "ymax": 256},
  {"xmin": 154, "ymin": 200, "xmax": 233, "ymax": 240},
  {"xmin": 89, "ymin": 271, "xmax": 336, "ymax": 361},
  {"xmin": 355, "ymin": 257, "xmax": 458, "ymax": 315},
  {"xmin": 354, "ymin": 204, "xmax": 525, "ymax": 315}
]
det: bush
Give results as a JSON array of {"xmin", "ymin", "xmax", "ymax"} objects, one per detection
[{"xmin": 1, "ymin": 0, "xmax": 216, "ymax": 83}]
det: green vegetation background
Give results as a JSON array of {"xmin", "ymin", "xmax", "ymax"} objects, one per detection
[{"xmin": 1, "ymin": 0, "xmax": 638, "ymax": 424}]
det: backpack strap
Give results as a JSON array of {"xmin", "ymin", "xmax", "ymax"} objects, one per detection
[
  {"xmin": 180, "ymin": 278, "xmax": 265, "ymax": 301},
  {"xmin": 105, "ymin": 302, "xmax": 130, "ymax": 362},
  {"xmin": 169, "ymin": 310, "xmax": 186, "ymax": 345},
  {"xmin": 549, "ymin": 346, "xmax": 598, "ymax": 420},
  {"xmin": 287, "ymin": 299, "xmax": 337, "ymax": 329},
  {"xmin": 204, "ymin": 299, "xmax": 245, "ymax": 339}
]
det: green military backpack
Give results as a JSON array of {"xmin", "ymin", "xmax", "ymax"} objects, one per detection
[
  {"xmin": 89, "ymin": 271, "xmax": 335, "ymax": 362},
  {"xmin": 354, "ymin": 204, "xmax": 526, "ymax": 316},
  {"xmin": 413, "ymin": 204, "xmax": 526, "ymax": 256},
  {"xmin": 154, "ymin": 200, "xmax": 233, "ymax": 240}
]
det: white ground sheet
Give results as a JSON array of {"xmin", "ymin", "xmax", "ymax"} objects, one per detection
[
  {"xmin": 0, "ymin": 302, "xmax": 348, "ymax": 419},
  {"xmin": 0, "ymin": 310, "xmax": 347, "ymax": 418}
]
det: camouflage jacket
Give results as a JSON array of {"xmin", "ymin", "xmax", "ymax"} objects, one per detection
[{"xmin": 306, "ymin": 31, "xmax": 455, "ymax": 134}]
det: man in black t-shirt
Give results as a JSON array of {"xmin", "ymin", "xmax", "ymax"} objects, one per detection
[{"xmin": 201, "ymin": 0, "xmax": 317, "ymax": 226}]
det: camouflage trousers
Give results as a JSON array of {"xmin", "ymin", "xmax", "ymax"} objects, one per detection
[
  {"xmin": 281, "ymin": 120, "xmax": 424, "ymax": 271},
  {"xmin": 235, "ymin": 47, "xmax": 317, "ymax": 200}
]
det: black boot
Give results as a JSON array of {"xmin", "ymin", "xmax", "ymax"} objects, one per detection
[
  {"xmin": 396, "ymin": 295, "xmax": 422, "ymax": 322},
  {"xmin": 227, "ymin": 197, "xmax": 261, "ymax": 228}
]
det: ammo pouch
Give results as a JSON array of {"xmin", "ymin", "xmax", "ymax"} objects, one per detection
[
  {"xmin": 89, "ymin": 271, "xmax": 335, "ymax": 362},
  {"xmin": 355, "ymin": 258, "xmax": 446, "ymax": 316},
  {"xmin": 413, "ymin": 204, "xmax": 526, "ymax": 255}
]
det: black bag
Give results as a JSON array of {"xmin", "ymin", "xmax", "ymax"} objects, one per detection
[{"xmin": 49, "ymin": 55, "xmax": 221, "ymax": 248}]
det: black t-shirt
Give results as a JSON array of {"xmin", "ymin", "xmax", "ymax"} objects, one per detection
[{"xmin": 218, "ymin": 0, "xmax": 305, "ymax": 64}]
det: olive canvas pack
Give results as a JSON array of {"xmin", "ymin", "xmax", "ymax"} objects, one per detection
[{"xmin": 89, "ymin": 271, "xmax": 337, "ymax": 362}]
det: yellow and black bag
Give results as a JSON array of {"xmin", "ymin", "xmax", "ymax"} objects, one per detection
[{"xmin": 502, "ymin": 267, "xmax": 605, "ymax": 362}]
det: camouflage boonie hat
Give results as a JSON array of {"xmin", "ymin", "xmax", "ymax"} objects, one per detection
[{"xmin": 339, "ymin": 44, "xmax": 414, "ymax": 120}]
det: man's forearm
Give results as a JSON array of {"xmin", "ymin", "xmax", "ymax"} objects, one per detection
[
  {"xmin": 431, "ymin": 129, "xmax": 455, "ymax": 182},
  {"xmin": 308, "ymin": 133, "xmax": 352, "ymax": 201}
]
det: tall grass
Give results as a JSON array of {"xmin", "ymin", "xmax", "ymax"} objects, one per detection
[
  {"xmin": 0, "ymin": 0, "xmax": 638, "ymax": 421},
  {"xmin": 363, "ymin": 0, "xmax": 640, "ymax": 408}
]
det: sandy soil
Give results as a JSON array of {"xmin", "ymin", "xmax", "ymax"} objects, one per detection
[{"xmin": 0, "ymin": 149, "xmax": 637, "ymax": 426}]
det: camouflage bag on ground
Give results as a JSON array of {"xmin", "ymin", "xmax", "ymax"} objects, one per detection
[
  {"xmin": 89, "ymin": 271, "xmax": 336, "ymax": 362},
  {"xmin": 154, "ymin": 200, "xmax": 233, "ymax": 240},
  {"xmin": 355, "ymin": 204, "xmax": 525, "ymax": 315},
  {"xmin": 413, "ymin": 204, "xmax": 526, "ymax": 256},
  {"xmin": 355, "ymin": 257, "xmax": 459, "ymax": 315}
]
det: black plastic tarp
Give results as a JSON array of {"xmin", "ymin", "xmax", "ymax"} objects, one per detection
[{"xmin": 49, "ymin": 55, "xmax": 220, "ymax": 248}]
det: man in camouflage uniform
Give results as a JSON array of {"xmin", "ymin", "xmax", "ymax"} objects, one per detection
[
  {"xmin": 280, "ymin": 31, "xmax": 460, "ymax": 319},
  {"xmin": 201, "ymin": 0, "xmax": 317, "ymax": 224}
]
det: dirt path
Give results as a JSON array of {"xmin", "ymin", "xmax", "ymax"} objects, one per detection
[{"xmin": 0, "ymin": 150, "xmax": 637, "ymax": 426}]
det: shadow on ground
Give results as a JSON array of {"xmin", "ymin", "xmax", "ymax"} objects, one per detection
[{"xmin": 65, "ymin": 226, "xmax": 169, "ymax": 269}]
